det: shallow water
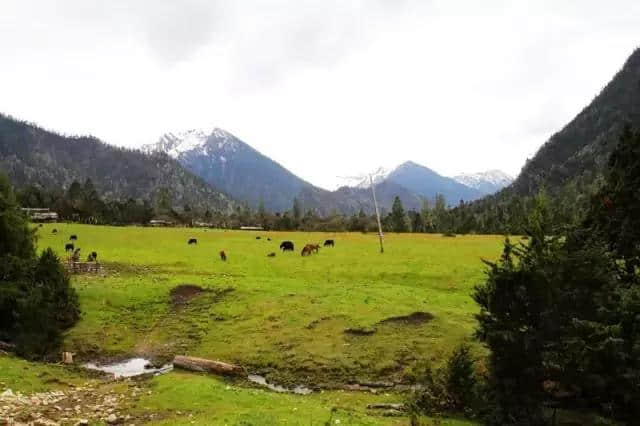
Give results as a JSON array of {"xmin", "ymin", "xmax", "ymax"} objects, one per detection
[
  {"xmin": 84, "ymin": 358, "xmax": 172, "ymax": 378},
  {"xmin": 247, "ymin": 374, "xmax": 312, "ymax": 395}
]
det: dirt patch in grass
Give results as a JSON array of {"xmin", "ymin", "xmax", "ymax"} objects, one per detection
[
  {"xmin": 344, "ymin": 327, "xmax": 377, "ymax": 336},
  {"xmin": 378, "ymin": 311, "xmax": 434, "ymax": 326},
  {"xmin": 170, "ymin": 284, "xmax": 208, "ymax": 307}
]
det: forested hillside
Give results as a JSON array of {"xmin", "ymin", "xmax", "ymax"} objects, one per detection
[
  {"xmin": 452, "ymin": 47, "xmax": 640, "ymax": 234},
  {"xmin": 515, "ymin": 48, "xmax": 640, "ymax": 196},
  {"xmin": 0, "ymin": 115, "xmax": 235, "ymax": 213}
]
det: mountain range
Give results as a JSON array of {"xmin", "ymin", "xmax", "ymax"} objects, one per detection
[
  {"xmin": 1, "ymin": 112, "xmax": 513, "ymax": 215},
  {"xmin": 142, "ymin": 129, "xmax": 512, "ymax": 213}
]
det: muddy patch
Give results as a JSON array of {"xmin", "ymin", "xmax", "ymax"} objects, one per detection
[
  {"xmin": 344, "ymin": 327, "xmax": 377, "ymax": 336},
  {"xmin": 170, "ymin": 284, "xmax": 208, "ymax": 307},
  {"xmin": 378, "ymin": 312, "xmax": 434, "ymax": 326}
]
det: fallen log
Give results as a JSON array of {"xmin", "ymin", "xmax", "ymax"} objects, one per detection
[{"xmin": 173, "ymin": 355, "xmax": 244, "ymax": 376}]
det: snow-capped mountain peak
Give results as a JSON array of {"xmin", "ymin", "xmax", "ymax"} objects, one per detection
[
  {"xmin": 337, "ymin": 165, "xmax": 394, "ymax": 189},
  {"xmin": 452, "ymin": 170, "xmax": 513, "ymax": 195},
  {"xmin": 141, "ymin": 127, "xmax": 240, "ymax": 159}
]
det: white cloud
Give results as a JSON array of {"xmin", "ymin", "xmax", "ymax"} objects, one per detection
[{"xmin": 1, "ymin": 0, "xmax": 639, "ymax": 189}]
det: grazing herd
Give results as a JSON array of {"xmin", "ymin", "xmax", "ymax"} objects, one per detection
[
  {"xmin": 55, "ymin": 226, "xmax": 334, "ymax": 268},
  {"xmin": 185, "ymin": 236, "xmax": 336, "ymax": 262},
  {"xmin": 59, "ymin": 232, "xmax": 99, "ymax": 265}
]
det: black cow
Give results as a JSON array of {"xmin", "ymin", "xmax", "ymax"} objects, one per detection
[
  {"xmin": 267, "ymin": 237, "xmax": 271, "ymax": 241},
  {"xmin": 324, "ymin": 239, "xmax": 335, "ymax": 247},
  {"xmin": 52, "ymin": 229, "xmax": 58, "ymax": 234},
  {"xmin": 188, "ymin": 238, "xmax": 198, "ymax": 245},
  {"xmin": 280, "ymin": 241, "xmax": 294, "ymax": 252},
  {"xmin": 256, "ymin": 236, "xmax": 261, "ymax": 240},
  {"xmin": 65, "ymin": 243, "xmax": 74, "ymax": 252},
  {"xmin": 70, "ymin": 235, "xmax": 78, "ymax": 241},
  {"xmin": 267, "ymin": 252, "xmax": 276, "ymax": 257}
]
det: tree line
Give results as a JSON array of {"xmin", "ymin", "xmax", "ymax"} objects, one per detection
[{"xmin": 15, "ymin": 174, "xmax": 597, "ymax": 237}]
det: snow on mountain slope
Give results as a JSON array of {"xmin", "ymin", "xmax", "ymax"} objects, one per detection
[
  {"xmin": 141, "ymin": 128, "xmax": 239, "ymax": 159},
  {"xmin": 337, "ymin": 166, "xmax": 392, "ymax": 189},
  {"xmin": 452, "ymin": 170, "xmax": 513, "ymax": 195}
]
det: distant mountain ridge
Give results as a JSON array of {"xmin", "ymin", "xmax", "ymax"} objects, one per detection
[
  {"xmin": 383, "ymin": 161, "xmax": 485, "ymax": 205},
  {"xmin": 0, "ymin": 114, "xmax": 235, "ymax": 213}
]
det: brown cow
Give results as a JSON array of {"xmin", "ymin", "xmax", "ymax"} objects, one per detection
[
  {"xmin": 301, "ymin": 244, "xmax": 319, "ymax": 256},
  {"xmin": 219, "ymin": 250, "xmax": 227, "ymax": 261}
]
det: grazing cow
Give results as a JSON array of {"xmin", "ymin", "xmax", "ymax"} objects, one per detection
[
  {"xmin": 65, "ymin": 243, "xmax": 74, "ymax": 252},
  {"xmin": 219, "ymin": 250, "xmax": 227, "ymax": 261},
  {"xmin": 52, "ymin": 229, "xmax": 58, "ymax": 234},
  {"xmin": 280, "ymin": 241, "xmax": 294, "ymax": 252},
  {"xmin": 301, "ymin": 244, "xmax": 314, "ymax": 256},
  {"xmin": 267, "ymin": 252, "xmax": 276, "ymax": 257},
  {"xmin": 324, "ymin": 239, "xmax": 335, "ymax": 247},
  {"xmin": 38, "ymin": 224, "xmax": 43, "ymax": 227},
  {"xmin": 70, "ymin": 235, "xmax": 78, "ymax": 241},
  {"xmin": 256, "ymin": 236, "xmax": 261, "ymax": 240},
  {"xmin": 188, "ymin": 238, "xmax": 198, "ymax": 245},
  {"xmin": 267, "ymin": 237, "xmax": 271, "ymax": 241}
]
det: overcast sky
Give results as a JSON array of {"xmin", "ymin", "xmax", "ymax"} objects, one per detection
[{"xmin": 2, "ymin": 1, "xmax": 639, "ymax": 190}]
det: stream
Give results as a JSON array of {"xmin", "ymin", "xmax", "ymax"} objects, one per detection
[
  {"xmin": 84, "ymin": 358, "xmax": 312, "ymax": 395},
  {"xmin": 84, "ymin": 358, "xmax": 172, "ymax": 378},
  {"xmin": 247, "ymin": 374, "xmax": 312, "ymax": 395}
]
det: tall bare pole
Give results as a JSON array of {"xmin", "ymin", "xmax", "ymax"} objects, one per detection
[{"xmin": 369, "ymin": 174, "xmax": 384, "ymax": 254}]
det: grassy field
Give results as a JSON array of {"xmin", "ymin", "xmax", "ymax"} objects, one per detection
[{"xmin": 3, "ymin": 223, "xmax": 507, "ymax": 424}]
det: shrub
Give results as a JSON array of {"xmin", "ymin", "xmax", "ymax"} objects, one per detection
[
  {"xmin": 408, "ymin": 344, "xmax": 481, "ymax": 418},
  {"xmin": 446, "ymin": 344, "xmax": 477, "ymax": 411}
]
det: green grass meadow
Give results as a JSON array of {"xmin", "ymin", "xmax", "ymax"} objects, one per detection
[{"xmin": 3, "ymin": 223, "xmax": 507, "ymax": 424}]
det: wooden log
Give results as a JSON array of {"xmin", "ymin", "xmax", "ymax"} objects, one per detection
[{"xmin": 173, "ymin": 355, "xmax": 244, "ymax": 376}]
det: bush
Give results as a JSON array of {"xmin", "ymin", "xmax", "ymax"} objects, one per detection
[
  {"xmin": 408, "ymin": 344, "xmax": 481, "ymax": 417},
  {"xmin": 446, "ymin": 344, "xmax": 477, "ymax": 411}
]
